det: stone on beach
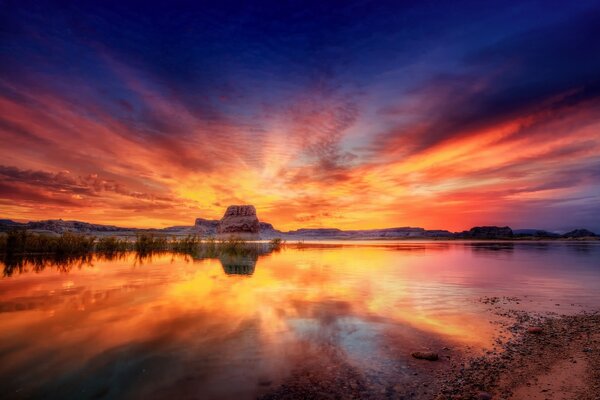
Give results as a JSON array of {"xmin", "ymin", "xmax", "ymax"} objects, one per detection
[
  {"xmin": 476, "ymin": 391, "xmax": 493, "ymax": 400},
  {"xmin": 411, "ymin": 351, "xmax": 439, "ymax": 361},
  {"xmin": 526, "ymin": 326, "xmax": 543, "ymax": 334}
]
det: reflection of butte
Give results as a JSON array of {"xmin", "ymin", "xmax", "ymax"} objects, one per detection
[{"xmin": 218, "ymin": 253, "xmax": 258, "ymax": 275}]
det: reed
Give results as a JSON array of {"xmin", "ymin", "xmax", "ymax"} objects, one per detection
[
  {"xmin": 269, "ymin": 237, "xmax": 284, "ymax": 250},
  {"xmin": 1, "ymin": 231, "xmax": 283, "ymax": 265},
  {"xmin": 96, "ymin": 236, "xmax": 130, "ymax": 253},
  {"xmin": 1, "ymin": 230, "xmax": 95, "ymax": 255},
  {"xmin": 134, "ymin": 233, "xmax": 168, "ymax": 254},
  {"xmin": 54, "ymin": 232, "xmax": 95, "ymax": 255},
  {"xmin": 171, "ymin": 235, "xmax": 202, "ymax": 253}
]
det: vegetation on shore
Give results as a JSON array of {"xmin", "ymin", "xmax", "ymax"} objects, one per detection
[
  {"xmin": 0, "ymin": 230, "xmax": 284, "ymax": 259},
  {"xmin": 0, "ymin": 230, "xmax": 95, "ymax": 256},
  {"xmin": 0, "ymin": 230, "xmax": 286, "ymax": 276}
]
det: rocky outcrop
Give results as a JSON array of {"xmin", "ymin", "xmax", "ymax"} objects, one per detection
[
  {"xmin": 286, "ymin": 228, "xmax": 343, "ymax": 237},
  {"xmin": 457, "ymin": 226, "xmax": 513, "ymax": 239},
  {"xmin": 0, "ymin": 219, "xmax": 134, "ymax": 234},
  {"xmin": 562, "ymin": 229, "xmax": 597, "ymax": 238},
  {"xmin": 217, "ymin": 205, "xmax": 260, "ymax": 237},
  {"xmin": 513, "ymin": 229, "xmax": 560, "ymax": 238},
  {"xmin": 194, "ymin": 218, "xmax": 219, "ymax": 235},
  {"xmin": 281, "ymin": 227, "xmax": 453, "ymax": 240}
]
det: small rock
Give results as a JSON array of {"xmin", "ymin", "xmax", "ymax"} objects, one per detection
[
  {"xmin": 411, "ymin": 351, "xmax": 439, "ymax": 361},
  {"xmin": 476, "ymin": 391, "xmax": 493, "ymax": 400},
  {"xmin": 527, "ymin": 327, "xmax": 543, "ymax": 334}
]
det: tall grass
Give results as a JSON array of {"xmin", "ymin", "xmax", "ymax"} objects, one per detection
[
  {"xmin": 269, "ymin": 238, "xmax": 284, "ymax": 251},
  {"xmin": 1, "ymin": 231, "xmax": 286, "ymax": 275},
  {"xmin": 96, "ymin": 236, "xmax": 130, "ymax": 253},
  {"xmin": 54, "ymin": 233, "xmax": 95, "ymax": 255},
  {"xmin": 134, "ymin": 233, "xmax": 168, "ymax": 254},
  {"xmin": 1, "ymin": 230, "xmax": 95, "ymax": 255},
  {"xmin": 170, "ymin": 235, "xmax": 202, "ymax": 253}
]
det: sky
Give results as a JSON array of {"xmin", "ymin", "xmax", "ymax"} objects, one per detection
[{"xmin": 1, "ymin": 0, "xmax": 600, "ymax": 232}]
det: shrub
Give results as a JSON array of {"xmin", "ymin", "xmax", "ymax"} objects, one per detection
[{"xmin": 269, "ymin": 237, "xmax": 284, "ymax": 250}]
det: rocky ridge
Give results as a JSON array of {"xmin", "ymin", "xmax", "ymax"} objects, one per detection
[{"xmin": 1, "ymin": 207, "xmax": 598, "ymax": 240}]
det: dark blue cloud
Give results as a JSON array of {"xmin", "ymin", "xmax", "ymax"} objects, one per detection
[
  {"xmin": 370, "ymin": 3, "xmax": 600, "ymax": 155},
  {"xmin": 5, "ymin": 0, "xmax": 595, "ymax": 121}
]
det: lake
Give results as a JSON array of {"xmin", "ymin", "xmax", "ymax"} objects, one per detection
[{"xmin": 1, "ymin": 241, "xmax": 599, "ymax": 399}]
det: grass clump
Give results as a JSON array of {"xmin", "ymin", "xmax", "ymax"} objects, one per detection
[
  {"xmin": 221, "ymin": 237, "xmax": 248, "ymax": 254},
  {"xmin": 96, "ymin": 236, "xmax": 130, "ymax": 253},
  {"xmin": 54, "ymin": 232, "xmax": 95, "ymax": 255},
  {"xmin": 1, "ymin": 230, "xmax": 94, "ymax": 255},
  {"xmin": 269, "ymin": 238, "xmax": 284, "ymax": 250},
  {"xmin": 171, "ymin": 235, "xmax": 202, "ymax": 253},
  {"xmin": 134, "ymin": 234, "xmax": 168, "ymax": 254}
]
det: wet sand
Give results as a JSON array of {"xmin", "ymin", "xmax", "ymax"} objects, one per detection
[{"xmin": 260, "ymin": 304, "xmax": 600, "ymax": 400}]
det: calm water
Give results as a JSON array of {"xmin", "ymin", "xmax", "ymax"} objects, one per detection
[{"xmin": 1, "ymin": 241, "xmax": 599, "ymax": 399}]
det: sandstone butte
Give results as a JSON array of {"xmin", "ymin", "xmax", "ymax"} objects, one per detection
[{"xmin": 216, "ymin": 205, "xmax": 260, "ymax": 238}]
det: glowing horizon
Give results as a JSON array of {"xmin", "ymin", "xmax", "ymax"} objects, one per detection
[{"xmin": 1, "ymin": 2, "xmax": 599, "ymax": 232}]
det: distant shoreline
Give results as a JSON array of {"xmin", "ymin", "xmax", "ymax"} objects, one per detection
[{"xmin": 1, "ymin": 216, "xmax": 598, "ymax": 241}]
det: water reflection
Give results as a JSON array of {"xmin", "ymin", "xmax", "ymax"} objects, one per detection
[
  {"xmin": 1, "ymin": 242, "xmax": 277, "ymax": 277},
  {"xmin": 467, "ymin": 242, "xmax": 515, "ymax": 253},
  {"xmin": 219, "ymin": 253, "xmax": 258, "ymax": 275},
  {"xmin": 1, "ymin": 242, "xmax": 599, "ymax": 399},
  {"xmin": 3, "ymin": 253, "xmax": 102, "ymax": 276}
]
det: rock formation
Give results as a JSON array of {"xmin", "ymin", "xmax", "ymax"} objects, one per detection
[
  {"xmin": 194, "ymin": 218, "xmax": 219, "ymax": 235},
  {"xmin": 562, "ymin": 229, "xmax": 597, "ymax": 238},
  {"xmin": 217, "ymin": 205, "xmax": 260, "ymax": 237},
  {"xmin": 513, "ymin": 229, "xmax": 560, "ymax": 238},
  {"xmin": 458, "ymin": 226, "xmax": 513, "ymax": 239}
]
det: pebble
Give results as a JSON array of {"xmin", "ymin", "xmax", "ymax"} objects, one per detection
[
  {"xmin": 411, "ymin": 351, "xmax": 439, "ymax": 361},
  {"xmin": 527, "ymin": 326, "xmax": 543, "ymax": 334},
  {"xmin": 476, "ymin": 391, "xmax": 493, "ymax": 400}
]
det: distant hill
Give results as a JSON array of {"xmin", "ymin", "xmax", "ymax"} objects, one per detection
[
  {"xmin": 0, "ymin": 219, "xmax": 136, "ymax": 234},
  {"xmin": 562, "ymin": 229, "xmax": 597, "ymax": 238},
  {"xmin": 456, "ymin": 226, "xmax": 513, "ymax": 239},
  {"xmin": 513, "ymin": 229, "xmax": 561, "ymax": 238}
]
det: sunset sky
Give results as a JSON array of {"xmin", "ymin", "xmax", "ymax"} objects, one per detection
[{"xmin": 1, "ymin": 1, "xmax": 599, "ymax": 232}]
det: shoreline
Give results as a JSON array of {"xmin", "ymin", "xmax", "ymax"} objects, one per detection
[
  {"xmin": 436, "ymin": 311, "xmax": 600, "ymax": 400},
  {"xmin": 259, "ymin": 303, "xmax": 600, "ymax": 400}
]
